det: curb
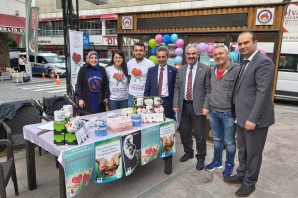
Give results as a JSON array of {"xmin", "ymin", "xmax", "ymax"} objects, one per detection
[{"xmin": 16, "ymin": 79, "xmax": 55, "ymax": 86}]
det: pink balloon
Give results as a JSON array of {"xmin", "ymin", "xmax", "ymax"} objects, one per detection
[
  {"xmin": 175, "ymin": 48, "xmax": 183, "ymax": 56},
  {"xmin": 234, "ymin": 45, "xmax": 239, "ymax": 54},
  {"xmin": 175, "ymin": 39, "xmax": 184, "ymax": 48},
  {"xmin": 260, "ymin": 49, "xmax": 266, "ymax": 55},
  {"xmin": 155, "ymin": 34, "xmax": 163, "ymax": 44},
  {"xmin": 206, "ymin": 44, "xmax": 215, "ymax": 55}
]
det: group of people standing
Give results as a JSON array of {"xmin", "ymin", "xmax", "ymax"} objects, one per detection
[{"xmin": 76, "ymin": 31, "xmax": 275, "ymax": 197}]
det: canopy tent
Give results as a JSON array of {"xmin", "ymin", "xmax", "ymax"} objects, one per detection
[{"xmin": 0, "ymin": 14, "xmax": 26, "ymax": 35}]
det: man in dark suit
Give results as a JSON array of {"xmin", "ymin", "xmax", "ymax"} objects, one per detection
[
  {"xmin": 173, "ymin": 43, "xmax": 211, "ymax": 170},
  {"xmin": 224, "ymin": 31, "xmax": 275, "ymax": 197},
  {"xmin": 144, "ymin": 46, "xmax": 177, "ymax": 119}
]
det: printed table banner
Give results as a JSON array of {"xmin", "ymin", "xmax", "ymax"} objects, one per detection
[
  {"xmin": 141, "ymin": 125, "xmax": 160, "ymax": 165},
  {"xmin": 121, "ymin": 130, "xmax": 141, "ymax": 176},
  {"xmin": 159, "ymin": 120, "xmax": 176, "ymax": 158},
  {"xmin": 62, "ymin": 143, "xmax": 94, "ymax": 198},
  {"xmin": 94, "ymin": 136, "xmax": 123, "ymax": 183}
]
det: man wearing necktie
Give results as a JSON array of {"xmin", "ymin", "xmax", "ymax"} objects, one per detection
[
  {"xmin": 173, "ymin": 43, "xmax": 211, "ymax": 170},
  {"xmin": 224, "ymin": 31, "xmax": 275, "ymax": 197},
  {"xmin": 144, "ymin": 46, "xmax": 177, "ymax": 119}
]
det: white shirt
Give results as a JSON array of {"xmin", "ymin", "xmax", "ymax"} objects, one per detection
[
  {"xmin": 128, "ymin": 58, "xmax": 155, "ymax": 96},
  {"xmin": 105, "ymin": 65, "xmax": 129, "ymax": 100},
  {"xmin": 184, "ymin": 61, "xmax": 199, "ymax": 100},
  {"xmin": 243, "ymin": 50, "xmax": 259, "ymax": 71},
  {"xmin": 157, "ymin": 65, "xmax": 169, "ymax": 97}
]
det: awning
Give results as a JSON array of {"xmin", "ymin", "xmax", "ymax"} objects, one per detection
[
  {"xmin": 0, "ymin": 14, "xmax": 26, "ymax": 34},
  {"xmin": 100, "ymin": 14, "xmax": 117, "ymax": 20}
]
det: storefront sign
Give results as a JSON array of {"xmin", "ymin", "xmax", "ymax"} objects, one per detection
[
  {"xmin": 122, "ymin": 16, "xmax": 133, "ymax": 29},
  {"xmin": 103, "ymin": 36, "xmax": 117, "ymax": 45},
  {"xmin": 256, "ymin": 8, "xmax": 275, "ymax": 25}
]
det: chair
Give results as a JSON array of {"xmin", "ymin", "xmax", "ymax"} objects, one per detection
[
  {"xmin": 0, "ymin": 139, "xmax": 19, "ymax": 198},
  {"xmin": 0, "ymin": 100, "xmax": 43, "ymax": 152},
  {"xmin": 43, "ymin": 95, "xmax": 89, "ymax": 120}
]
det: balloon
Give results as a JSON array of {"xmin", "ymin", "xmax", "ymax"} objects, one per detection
[
  {"xmin": 198, "ymin": 42, "xmax": 207, "ymax": 53},
  {"xmin": 174, "ymin": 56, "xmax": 183, "ymax": 64},
  {"xmin": 234, "ymin": 45, "xmax": 239, "ymax": 54},
  {"xmin": 148, "ymin": 39, "xmax": 157, "ymax": 48},
  {"xmin": 149, "ymin": 55, "xmax": 158, "ymax": 65},
  {"xmin": 163, "ymin": 34, "xmax": 171, "ymax": 45},
  {"xmin": 155, "ymin": 34, "xmax": 163, "ymax": 44},
  {"xmin": 150, "ymin": 48, "xmax": 157, "ymax": 55},
  {"xmin": 170, "ymin": 34, "xmax": 179, "ymax": 43},
  {"xmin": 229, "ymin": 51, "xmax": 238, "ymax": 61},
  {"xmin": 175, "ymin": 39, "xmax": 184, "ymax": 48},
  {"xmin": 175, "ymin": 48, "xmax": 183, "ymax": 56},
  {"xmin": 260, "ymin": 49, "xmax": 266, "ymax": 55},
  {"xmin": 206, "ymin": 43, "xmax": 215, "ymax": 55},
  {"xmin": 167, "ymin": 58, "xmax": 175, "ymax": 67}
]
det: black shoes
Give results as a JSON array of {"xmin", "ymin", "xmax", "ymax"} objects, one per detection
[
  {"xmin": 196, "ymin": 161, "xmax": 205, "ymax": 170},
  {"xmin": 223, "ymin": 175, "xmax": 244, "ymax": 184},
  {"xmin": 179, "ymin": 153, "xmax": 194, "ymax": 162},
  {"xmin": 235, "ymin": 184, "xmax": 256, "ymax": 197}
]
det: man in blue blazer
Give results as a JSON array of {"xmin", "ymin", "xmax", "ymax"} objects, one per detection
[{"xmin": 144, "ymin": 46, "xmax": 177, "ymax": 119}]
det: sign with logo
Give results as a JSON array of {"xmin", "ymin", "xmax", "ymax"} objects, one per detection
[
  {"xmin": 122, "ymin": 16, "xmax": 133, "ymax": 29},
  {"xmin": 103, "ymin": 36, "xmax": 117, "ymax": 45},
  {"xmin": 83, "ymin": 33, "xmax": 90, "ymax": 47},
  {"xmin": 256, "ymin": 8, "xmax": 275, "ymax": 25}
]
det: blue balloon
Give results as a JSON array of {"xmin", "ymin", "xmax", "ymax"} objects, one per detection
[
  {"xmin": 167, "ymin": 58, "xmax": 175, "ymax": 66},
  {"xmin": 174, "ymin": 56, "xmax": 183, "ymax": 64},
  {"xmin": 163, "ymin": 34, "xmax": 171, "ymax": 45},
  {"xmin": 230, "ymin": 51, "xmax": 238, "ymax": 61},
  {"xmin": 170, "ymin": 34, "xmax": 179, "ymax": 43},
  {"xmin": 150, "ymin": 48, "xmax": 157, "ymax": 55}
]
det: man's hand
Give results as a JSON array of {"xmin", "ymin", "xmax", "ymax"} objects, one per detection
[
  {"xmin": 173, "ymin": 108, "xmax": 179, "ymax": 113},
  {"xmin": 79, "ymin": 99, "xmax": 85, "ymax": 108},
  {"xmin": 202, "ymin": 108, "xmax": 209, "ymax": 116},
  {"xmin": 245, "ymin": 120, "xmax": 256, "ymax": 131}
]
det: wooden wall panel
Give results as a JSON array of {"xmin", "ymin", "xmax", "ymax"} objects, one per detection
[{"xmin": 118, "ymin": 4, "xmax": 285, "ymax": 34}]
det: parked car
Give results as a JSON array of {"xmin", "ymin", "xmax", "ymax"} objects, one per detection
[
  {"xmin": 29, "ymin": 53, "xmax": 66, "ymax": 77},
  {"xmin": 99, "ymin": 58, "xmax": 111, "ymax": 67}
]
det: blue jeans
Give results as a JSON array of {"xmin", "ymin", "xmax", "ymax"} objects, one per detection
[
  {"xmin": 128, "ymin": 94, "xmax": 134, "ymax": 107},
  {"xmin": 109, "ymin": 99, "xmax": 128, "ymax": 110},
  {"xmin": 209, "ymin": 110, "xmax": 236, "ymax": 166}
]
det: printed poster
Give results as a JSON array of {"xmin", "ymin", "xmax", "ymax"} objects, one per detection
[
  {"xmin": 63, "ymin": 143, "xmax": 93, "ymax": 198},
  {"xmin": 159, "ymin": 120, "xmax": 176, "ymax": 158},
  {"xmin": 94, "ymin": 136, "xmax": 123, "ymax": 184},
  {"xmin": 121, "ymin": 130, "xmax": 141, "ymax": 176},
  {"xmin": 69, "ymin": 30, "xmax": 83, "ymax": 85},
  {"xmin": 141, "ymin": 125, "xmax": 160, "ymax": 165}
]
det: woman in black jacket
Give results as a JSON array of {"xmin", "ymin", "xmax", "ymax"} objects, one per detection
[{"xmin": 77, "ymin": 51, "xmax": 109, "ymax": 113}]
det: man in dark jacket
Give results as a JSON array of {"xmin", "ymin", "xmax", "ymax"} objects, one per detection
[{"xmin": 205, "ymin": 44, "xmax": 240, "ymax": 177}]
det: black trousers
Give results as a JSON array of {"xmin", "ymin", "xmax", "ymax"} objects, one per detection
[
  {"xmin": 236, "ymin": 124, "xmax": 268, "ymax": 186},
  {"xmin": 179, "ymin": 101, "xmax": 206, "ymax": 161},
  {"xmin": 161, "ymin": 97, "xmax": 174, "ymax": 119}
]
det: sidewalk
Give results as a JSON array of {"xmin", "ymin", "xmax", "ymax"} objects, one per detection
[{"xmin": 3, "ymin": 103, "xmax": 298, "ymax": 198}]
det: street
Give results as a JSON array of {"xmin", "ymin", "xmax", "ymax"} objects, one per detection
[{"xmin": 0, "ymin": 76, "xmax": 67, "ymax": 104}]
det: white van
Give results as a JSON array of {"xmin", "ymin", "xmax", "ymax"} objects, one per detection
[{"xmin": 29, "ymin": 53, "xmax": 66, "ymax": 77}]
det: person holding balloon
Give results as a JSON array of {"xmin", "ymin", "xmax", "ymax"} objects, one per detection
[
  {"xmin": 205, "ymin": 44, "xmax": 240, "ymax": 178},
  {"xmin": 144, "ymin": 46, "xmax": 177, "ymax": 119},
  {"xmin": 127, "ymin": 42, "xmax": 155, "ymax": 107},
  {"xmin": 173, "ymin": 43, "xmax": 211, "ymax": 171}
]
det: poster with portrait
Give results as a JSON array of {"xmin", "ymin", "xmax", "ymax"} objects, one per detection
[
  {"xmin": 141, "ymin": 125, "xmax": 160, "ymax": 165},
  {"xmin": 63, "ymin": 143, "xmax": 93, "ymax": 198},
  {"xmin": 94, "ymin": 136, "xmax": 123, "ymax": 184},
  {"xmin": 121, "ymin": 130, "xmax": 141, "ymax": 176},
  {"xmin": 159, "ymin": 120, "xmax": 176, "ymax": 158}
]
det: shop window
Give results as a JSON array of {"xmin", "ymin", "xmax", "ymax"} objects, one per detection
[{"xmin": 106, "ymin": 20, "xmax": 117, "ymax": 35}]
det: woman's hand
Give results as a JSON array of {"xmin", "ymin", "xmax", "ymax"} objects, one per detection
[
  {"xmin": 79, "ymin": 99, "xmax": 85, "ymax": 108},
  {"xmin": 103, "ymin": 99, "xmax": 108, "ymax": 106}
]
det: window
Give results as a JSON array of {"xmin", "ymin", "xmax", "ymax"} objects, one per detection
[
  {"xmin": 106, "ymin": 20, "xmax": 117, "ymax": 35},
  {"xmin": 278, "ymin": 54, "xmax": 298, "ymax": 72}
]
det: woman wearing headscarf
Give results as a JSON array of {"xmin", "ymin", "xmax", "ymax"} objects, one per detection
[
  {"xmin": 105, "ymin": 50, "xmax": 129, "ymax": 110},
  {"xmin": 77, "ymin": 51, "xmax": 109, "ymax": 113}
]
